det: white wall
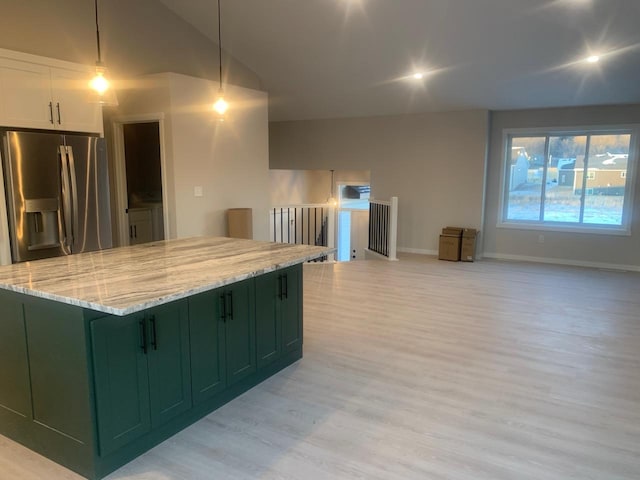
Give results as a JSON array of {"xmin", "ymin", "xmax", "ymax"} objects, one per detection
[
  {"xmin": 117, "ymin": 73, "xmax": 270, "ymax": 242},
  {"xmin": 269, "ymin": 111, "xmax": 489, "ymax": 253},
  {"xmin": 269, "ymin": 169, "xmax": 370, "ymax": 206},
  {"xmin": 484, "ymin": 104, "xmax": 640, "ymax": 270},
  {"xmin": 0, "ymin": 0, "xmax": 260, "ymax": 90}
]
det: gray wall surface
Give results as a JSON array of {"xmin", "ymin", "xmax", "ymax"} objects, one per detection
[
  {"xmin": 484, "ymin": 104, "xmax": 640, "ymax": 269},
  {"xmin": 270, "ymin": 110, "xmax": 489, "ymax": 253},
  {"xmin": 0, "ymin": 0, "xmax": 261, "ymax": 90}
]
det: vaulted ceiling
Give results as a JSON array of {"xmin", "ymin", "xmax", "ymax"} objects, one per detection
[{"xmin": 157, "ymin": 0, "xmax": 640, "ymax": 121}]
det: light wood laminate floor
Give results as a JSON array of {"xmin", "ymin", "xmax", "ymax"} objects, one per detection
[{"xmin": 1, "ymin": 255, "xmax": 639, "ymax": 479}]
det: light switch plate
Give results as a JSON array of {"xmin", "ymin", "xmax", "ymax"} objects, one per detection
[{"xmin": 194, "ymin": 186, "xmax": 203, "ymax": 197}]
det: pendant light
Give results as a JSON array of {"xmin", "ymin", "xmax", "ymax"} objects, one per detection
[
  {"xmin": 212, "ymin": 0, "xmax": 228, "ymax": 119},
  {"xmin": 327, "ymin": 170, "xmax": 337, "ymax": 206},
  {"xmin": 89, "ymin": 0, "xmax": 118, "ymax": 106}
]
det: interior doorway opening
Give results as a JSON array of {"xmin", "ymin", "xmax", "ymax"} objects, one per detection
[
  {"xmin": 112, "ymin": 115, "xmax": 168, "ymax": 247},
  {"xmin": 337, "ymin": 183, "xmax": 370, "ymax": 262}
]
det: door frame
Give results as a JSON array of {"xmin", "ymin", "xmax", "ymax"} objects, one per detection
[
  {"xmin": 111, "ymin": 113, "xmax": 169, "ymax": 247},
  {"xmin": 336, "ymin": 181, "xmax": 371, "ymax": 262}
]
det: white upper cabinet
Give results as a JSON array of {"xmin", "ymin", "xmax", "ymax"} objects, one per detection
[
  {"xmin": 50, "ymin": 67, "xmax": 102, "ymax": 133},
  {"xmin": 0, "ymin": 59, "xmax": 53, "ymax": 130},
  {"xmin": 0, "ymin": 50, "xmax": 103, "ymax": 134}
]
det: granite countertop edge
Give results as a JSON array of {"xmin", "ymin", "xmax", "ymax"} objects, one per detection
[{"xmin": 0, "ymin": 237, "xmax": 335, "ymax": 316}]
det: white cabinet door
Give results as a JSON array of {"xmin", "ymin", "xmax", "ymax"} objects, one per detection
[
  {"xmin": 0, "ymin": 59, "xmax": 54, "ymax": 130},
  {"xmin": 0, "ymin": 56, "xmax": 103, "ymax": 134},
  {"xmin": 51, "ymin": 67, "xmax": 102, "ymax": 134}
]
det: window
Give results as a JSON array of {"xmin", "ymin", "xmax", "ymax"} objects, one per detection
[{"xmin": 501, "ymin": 128, "xmax": 636, "ymax": 233}]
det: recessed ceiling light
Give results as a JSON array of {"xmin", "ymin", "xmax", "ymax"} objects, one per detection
[
  {"xmin": 586, "ymin": 55, "xmax": 600, "ymax": 63},
  {"xmin": 413, "ymin": 72, "xmax": 424, "ymax": 79}
]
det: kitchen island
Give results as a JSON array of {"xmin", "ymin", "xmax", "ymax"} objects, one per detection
[{"xmin": 0, "ymin": 237, "xmax": 332, "ymax": 479}]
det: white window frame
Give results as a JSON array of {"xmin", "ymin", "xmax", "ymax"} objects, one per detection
[{"xmin": 498, "ymin": 125, "xmax": 639, "ymax": 236}]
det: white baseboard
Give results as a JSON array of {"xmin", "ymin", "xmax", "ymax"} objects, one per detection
[
  {"xmin": 483, "ymin": 252, "xmax": 640, "ymax": 272},
  {"xmin": 397, "ymin": 247, "xmax": 438, "ymax": 256}
]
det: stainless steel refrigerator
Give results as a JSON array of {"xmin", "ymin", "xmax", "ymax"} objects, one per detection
[{"xmin": 2, "ymin": 130, "xmax": 112, "ymax": 263}]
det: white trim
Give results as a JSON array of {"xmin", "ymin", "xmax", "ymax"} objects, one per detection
[
  {"xmin": 498, "ymin": 124, "xmax": 639, "ymax": 235},
  {"xmin": 388, "ymin": 196, "xmax": 398, "ymax": 261},
  {"xmin": 370, "ymin": 198, "xmax": 391, "ymax": 206},
  {"xmin": 271, "ymin": 203, "xmax": 333, "ymax": 209},
  {"xmin": 0, "ymin": 47, "xmax": 92, "ymax": 73},
  {"xmin": 111, "ymin": 114, "xmax": 169, "ymax": 247},
  {"xmin": 397, "ymin": 247, "xmax": 438, "ymax": 256},
  {"xmin": 112, "ymin": 112, "xmax": 165, "ymax": 123},
  {"xmin": 483, "ymin": 252, "xmax": 640, "ymax": 273},
  {"xmin": 497, "ymin": 222, "xmax": 631, "ymax": 236}
]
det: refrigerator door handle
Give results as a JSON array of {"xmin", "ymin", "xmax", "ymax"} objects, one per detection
[
  {"xmin": 59, "ymin": 146, "xmax": 73, "ymax": 252},
  {"xmin": 66, "ymin": 145, "xmax": 80, "ymax": 252}
]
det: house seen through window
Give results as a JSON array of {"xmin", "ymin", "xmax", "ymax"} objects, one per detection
[{"xmin": 502, "ymin": 129, "xmax": 636, "ymax": 232}]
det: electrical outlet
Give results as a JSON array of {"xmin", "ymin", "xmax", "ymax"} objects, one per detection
[
  {"xmin": 537, "ymin": 234, "xmax": 544, "ymax": 244},
  {"xmin": 194, "ymin": 186, "xmax": 203, "ymax": 197}
]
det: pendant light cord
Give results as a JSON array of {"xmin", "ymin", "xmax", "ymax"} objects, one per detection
[
  {"xmin": 94, "ymin": 0, "xmax": 102, "ymax": 63},
  {"xmin": 217, "ymin": 0, "xmax": 223, "ymax": 88}
]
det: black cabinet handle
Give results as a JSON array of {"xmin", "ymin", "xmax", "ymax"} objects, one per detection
[
  {"xmin": 220, "ymin": 293, "xmax": 227, "ymax": 322},
  {"xmin": 277, "ymin": 275, "xmax": 283, "ymax": 300},
  {"xmin": 129, "ymin": 225, "xmax": 133, "ymax": 239},
  {"xmin": 227, "ymin": 291, "xmax": 233, "ymax": 320},
  {"xmin": 48, "ymin": 102, "xmax": 54, "ymax": 124},
  {"xmin": 283, "ymin": 274, "xmax": 288, "ymax": 299},
  {"xmin": 149, "ymin": 315, "xmax": 158, "ymax": 350},
  {"xmin": 134, "ymin": 225, "xmax": 137, "ymax": 238},
  {"xmin": 139, "ymin": 320, "xmax": 147, "ymax": 354},
  {"xmin": 56, "ymin": 102, "xmax": 61, "ymax": 124}
]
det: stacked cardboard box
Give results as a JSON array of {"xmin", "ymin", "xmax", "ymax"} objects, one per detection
[
  {"xmin": 438, "ymin": 227, "xmax": 463, "ymax": 261},
  {"xmin": 438, "ymin": 226, "xmax": 479, "ymax": 262},
  {"xmin": 460, "ymin": 228, "xmax": 478, "ymax": 262}
]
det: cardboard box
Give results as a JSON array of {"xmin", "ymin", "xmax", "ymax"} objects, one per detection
[
  {"xmin": 460, "ymin": 228, "xmax": 479, "ymax": 262},
  {"xmin": 442, "ymin": 227, "xmax": 464, "ymax": 237},
  {"xmin": 439, "ymin": 235, "xmax": 461, "ymax": 261},
  {"xmin": 227, "ymin": 208, "xmax": 253, "ymax": 239}
]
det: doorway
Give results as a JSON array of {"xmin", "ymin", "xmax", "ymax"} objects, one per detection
[
  {"xmin": 112, "ymin": 115, "xmax": 168, "ymax": 247},
  {"xmin": 336, "ymin": 183, "xmax": 370, "ymax": 261}
]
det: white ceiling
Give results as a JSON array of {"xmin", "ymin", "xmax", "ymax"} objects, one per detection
[{"xmin": 158, "ymin": 0, "xmax": 640, "ymax": 122}]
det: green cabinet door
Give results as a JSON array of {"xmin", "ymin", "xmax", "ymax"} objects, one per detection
[
  {"xmin": 255, "ymin": 271, "xmax": 281, "ymax": 369},
  {"xmin": 281, "ymin": 264, "xmax": 303, "ymax": 354},
  {"xmin": 224, "ymin": 279, "xmax": 256, "ymax": 385},
  {"xmin": 0, "ymin": 291, "xmax": 31, "ymax": 419},
  {"xmin": 146, "ymin": 301, "xmax": 192, "ymax": 427},
  {"xmin": 255, "ymin": 264, "xmax": 303, "ymax": 369},
  {"xmin": 189, "ymin": 291, "xmax": 227, "ymax": 405},
  {"xmin": 91, "ymin": 313, "xmax": 151, "ymax": 455}
]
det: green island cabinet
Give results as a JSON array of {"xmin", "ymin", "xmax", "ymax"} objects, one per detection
[{"xmin": 0, "ymin": 264, "xmax": 303, "ymax": 479}]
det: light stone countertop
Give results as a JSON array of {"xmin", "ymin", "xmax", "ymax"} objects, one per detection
[{"xmin": 0, "ymin": 236, "xmax": 333, "ymax": 316}]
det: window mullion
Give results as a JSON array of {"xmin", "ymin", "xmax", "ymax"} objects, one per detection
[
  {"xmin": 579, "ymin": 136, "xmax": 592, "ymax": 224},
  {"xmin": 539, "ymin": 136, "xmax": 550, "ymax": 222}
]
